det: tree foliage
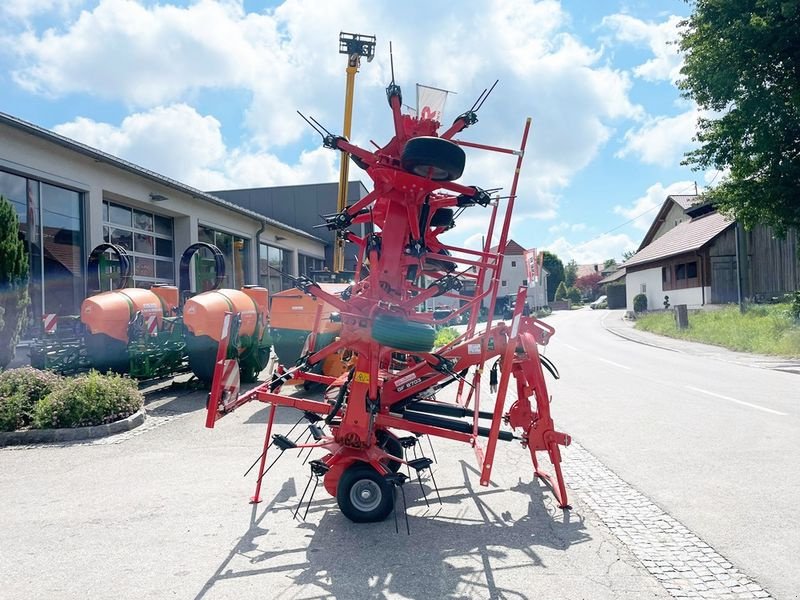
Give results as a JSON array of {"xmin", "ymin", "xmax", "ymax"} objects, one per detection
[
  {"xmin": 564, "ymin": 259, "xmax": 578, "ymax": 287},
  {"xmin": 575, "ymin": 272, "xmax": 604, "ymax": 299},
  {"xmin": 554, "ymin": 281, "xmax": 568, "ymax": 301},
  {"xmin": 0, "ymin": 197, "xmax": 30, "ymax": 368},
  {"xmin": 679, "ymin": 0, "xmax": 800, "ymax": 234},
  {"xmin": 541, "ymin": 251, "xmax": 564, "ymax": 302}
]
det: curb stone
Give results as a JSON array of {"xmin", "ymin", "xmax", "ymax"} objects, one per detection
[{"xmin": 0, "ymin": 408, "xmax": 146, "ymax": 447}]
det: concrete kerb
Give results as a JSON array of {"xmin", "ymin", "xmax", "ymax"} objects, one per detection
[{"xmin": 0, "ymin": 408, "xmax": 146, "ymax": 447}]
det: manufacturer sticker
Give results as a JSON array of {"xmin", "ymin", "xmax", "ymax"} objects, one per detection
[
  {"xmin": 394, "ymin": 372, "xmax": 419, "ymax": 389},
  {"xmin": 468, "ymin": 343, "xmax": 481, "ymax": 355},
  {"xmin": 397, "ymin": 377, "xmax": 422, "ymax": 392}
]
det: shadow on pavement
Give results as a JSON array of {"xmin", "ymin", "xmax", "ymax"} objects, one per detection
[{"xmin": 194, "ymin": 459, "xmax": 590, "ymax": 600}]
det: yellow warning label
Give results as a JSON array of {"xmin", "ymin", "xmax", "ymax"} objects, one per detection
[{"xmin": 354, "ymin": 371, "xmax": 370, "ymax": 384}]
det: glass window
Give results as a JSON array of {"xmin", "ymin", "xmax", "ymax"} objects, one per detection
[
  {"xmin": 686, "ymin": 261, "xmax": 698, "ymax": 279},
  {"xmin": 109, "ymin": 203, "xmax": 131, "ymax": 226},
  {"xmin": 260, "ymin": 243, "xmax": 292, "ymax": 293},
  {"xmin": 676, "ymin": 264, "xmax": 686, "ymax": 280},
  {"xmin": 195, "ymin": 225, "xmax": 250, "ymax": 289},
  {"xmin": 103, "ymin": 200, "xmax": 174, "ymax": 287},
  {"xmin": 298, "ymin": 253, "xmax": 326, "ymax": 278},
  {"xmin": 41, "ymin": 183, "xmax": 84, "ymax": 317}
]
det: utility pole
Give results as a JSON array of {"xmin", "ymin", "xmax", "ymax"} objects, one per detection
[{"xmin": 334, "ymin": 32, "xmax": 375, "ymax": 275}]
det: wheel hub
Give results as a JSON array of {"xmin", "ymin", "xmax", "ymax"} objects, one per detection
[{"xmin": 350, "ymin": 478, "xmax": 382, "ymax": 512}]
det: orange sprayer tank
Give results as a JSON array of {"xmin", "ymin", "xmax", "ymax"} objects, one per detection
[
  {"xmin": 182, "ymin": 286, "xmax": 269, "ymax": 382},
  {"xmin": 81, "ymin": 286, "xmax": 179, "ymax": 372}
]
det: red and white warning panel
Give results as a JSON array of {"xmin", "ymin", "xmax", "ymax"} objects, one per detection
[
  {"xmin": 145, "ymin": 315, "xmax": 158, "ymax": 336},
  {"xmin": 42, "ymin": 314, "xmax": 58, "ymax": 335}
]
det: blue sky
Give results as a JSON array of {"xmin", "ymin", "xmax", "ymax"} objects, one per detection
[{"xmin": 0, "ymin": 0, "xmax": 713, "ymax": 264}]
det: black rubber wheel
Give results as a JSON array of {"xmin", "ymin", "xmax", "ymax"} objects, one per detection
[
  {"xmin": 429, "ymin": 208, "xmax": 454, "ymax": 228},
  {"xmin": 337, "ymin": 463, "xmax": 394, "ymax": 523},
  {"xmin": 376, "ymin": 430, "xmax": 403, "ymax": 473},
  {"xmin": 401, "ymin": 136, "xmax": 466, "ymax": 181},
  {"xmin": 371, "ymin": 314, "xmax": 436, "ymax": 353},
  {"xmin": 240, "ymin": 344, "xmax": 271, "ymax": 384}
]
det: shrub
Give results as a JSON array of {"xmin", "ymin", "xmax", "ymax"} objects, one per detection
[
  {"xmin": 554, "ymin": 281, "xmax": 568, "ymax": 301},
  {"xmin": 32, "ymin": 371, "xmax": 143, "ymax": 430},
  {"xmin": 633, "ymin": 293, "xmax": 648, "ymax": 313},
  {"xmin": 567, "ymin": 286, "xmax": 582, "ymax": 304},
  {"xmin": 434, "ymin": 327, "xmax": 459, "ymax": 348},
  {"xmin": 788, "ymin": 290, "xmax": 800, "ymax": 322},
  {"xmin": 0, "ymin": 367, "xmax": 63, "ymax": 431}
]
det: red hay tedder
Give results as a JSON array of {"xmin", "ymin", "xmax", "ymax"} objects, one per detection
[{"xmin": 205, "ymin": 70, "xmax": 571, "ymax": 527}]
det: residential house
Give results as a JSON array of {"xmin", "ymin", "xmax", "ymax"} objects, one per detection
[
  {"xmin": 622, "ymin": 194, "xmax": 799, "ymax": 310},
  {"xmin": 483, "ymin": 240, "xmax": 549, "ymax": 311}
]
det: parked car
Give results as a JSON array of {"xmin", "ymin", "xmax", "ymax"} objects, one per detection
[{"xmin": 589, "ymin": 295, "xmax": 608, "ymax": 309}]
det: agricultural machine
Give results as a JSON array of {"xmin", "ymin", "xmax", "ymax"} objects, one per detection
[
  {"xmin": 204, "ymin": 65, "xmax": 572, "ymax": 526},
  {"xmin": 30, "ymin": 242, "xmax": 270, "ymax": 383}
]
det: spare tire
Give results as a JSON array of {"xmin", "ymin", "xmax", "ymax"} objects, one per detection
[
  {"xmin": 401, "ymin": 137, "xmax": 465, "ymax": 181},
  {"xmin": 371, "ymin": 314, "xmax": 436, "ymax": 353},
  {"xmin": 430, "ymin": 208, "xmax": 454, "ymax": 228}
]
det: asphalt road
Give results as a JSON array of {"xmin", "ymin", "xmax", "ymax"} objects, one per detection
[
  {"xmin": 541, "ymin": 308, "xmax": 800, "ymax": 600},
  {"xmin": 0, "ymin": 380, "xmax": 666, "ymax": 600}
]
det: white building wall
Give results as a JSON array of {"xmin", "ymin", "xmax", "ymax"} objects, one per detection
[
  {"xmin": 626, "ymin": 266, "xmax": 707, "ymax": 310},
  {"xmin": 652, "ymin": 203, "xmax": 689, "ymax": 241},
  {"xmin": 481, "ymin": 253, "xmax": 548, "ymax": 308},
  {"xmin": 1, "ymin": 124, "xmax": 325, "ymax": 289}
]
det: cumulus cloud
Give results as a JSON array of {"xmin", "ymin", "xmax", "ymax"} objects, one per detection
[
  {"xmin": 602, "ymin": 13, "xmax": 684, "ymax": 82},
  {"xmin": 52, "ymin": 103, "xmax": 339, "ymax": 189},
  {"xmin": 548, "ymin": 221, "xmax": 587, "ymax": 234},
  {"xmin": 8, "ymin": 0, "xmax": 647, "ymax": 236},
  {"xmin": 617, "ymin": 106, "xmax": 699, "ymax": 167},
  {"xmin": 0, "ymin": 0, "xmax": 82, "ymax": 20},
  {"xmin": 545, "ymin": 233, "xmax": 637, "ymax": 264},
  {"xmin": 612, "ymin": 180, "xmax": 695, "ymax": 231}
]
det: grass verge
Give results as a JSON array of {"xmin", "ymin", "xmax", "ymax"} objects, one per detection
[{"xmin": 635, "ymin": 304, "xmax": 800, "ymax": 357}]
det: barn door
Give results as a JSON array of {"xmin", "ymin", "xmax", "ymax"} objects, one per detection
[{"xmin": 711, "ymin": 257, "xmax": 737, "ymax": 303}]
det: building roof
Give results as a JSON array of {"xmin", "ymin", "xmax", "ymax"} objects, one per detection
[
  {"xmin": 490, "ymin": 239, "xmax": 527, "ymax": 255},
  {"xmin": 576, "ymin": 263, "xmax": 602, "ymax": 279},
  {"xmin": 623, "ymin": 211, "xmax": 734, "ymax": 269},
  {"xmin": 639, "ymin": 194, "xmax": 699, "ymax": 250},
  {"xmin": 0, "ymin": 111, "xmax": 324, "ymax": 244},
  {"xmin": 669, "ymin": 194, "xmax": 698, "ymax": 210},
  {"xmin": 598, "ymin": 268, "xmax": 626, "ymax": 285}
]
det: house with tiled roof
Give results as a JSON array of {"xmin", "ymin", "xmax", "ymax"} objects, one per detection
[
  {"xmin": 485, "ymin": 239, "xmax": 549, "ymax": 311},
  {"xmin": 622, "ymin": 195, "xmax": 799, "ymax": 311}
]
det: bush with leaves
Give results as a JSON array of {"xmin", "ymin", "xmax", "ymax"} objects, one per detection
[
  {"xmin": 434, "ymin": 327, "xmax": 459, "ymax": 348},
  {"xmin": 554, "ymin": 281, "xmax": 568, "ymax": 301},
  {"xmin": 32, "ymin": 371, "xmax": 143, "ymax": 430},
  {"xmin": 567, "ymin": 286, "xmax": 582, "ymax": 304},
  {"xmin": 0, "ymin": 367, "xmax": 63, "ymax": 431},
  {"xmin": 633, "ymin": 293, "xmax": 648, "ymax": 313}
]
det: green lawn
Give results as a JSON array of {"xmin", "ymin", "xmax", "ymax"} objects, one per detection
[{"xmin": 635, "ymin": 304, "xmax": 800, "ymax": 358}]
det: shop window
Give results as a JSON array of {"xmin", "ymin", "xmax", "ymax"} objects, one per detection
[
  {"xmin": 198, "ymin": 225, "xmax": 250, "ymax": 289},
  {"xmin": 260, "ymin": 244, "xmax": 292, "ymax": 293},
  {"xmin": 0, "ymin": 171, "xmax": 86, "ymax": 333},
  {"xmin": 104, "ymin": 200, "xmax": 174, "ymax": 288},
  {"xmin": 298, "ymin": 253, "xmax": 326, "ymax": 278}
]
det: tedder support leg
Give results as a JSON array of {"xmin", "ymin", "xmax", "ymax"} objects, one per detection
[{"xmin": 250, "ymin": 403, "xmax": 277, "ymax": 504}]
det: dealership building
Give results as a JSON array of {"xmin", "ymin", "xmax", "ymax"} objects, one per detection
[{"xmin": 0, "ymin": 111, "xmax": 369, "ymax": 337}]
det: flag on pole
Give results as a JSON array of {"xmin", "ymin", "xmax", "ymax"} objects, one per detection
[
  {"xmin": 416, "ymin": 84, "xmax": 450, "ymax": 122},
  {"xmin": 524, "ymin": 248, "xmax": 541, "ymax": 285}
]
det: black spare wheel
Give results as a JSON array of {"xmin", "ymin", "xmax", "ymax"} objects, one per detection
[{"xmin": 401, "ymin": 136, "xmax": 466, "ymax": 181}]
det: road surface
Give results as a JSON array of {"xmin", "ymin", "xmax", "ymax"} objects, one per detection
[{"xmin": 542, "ymin": 308, "xmax": 799, "ymax": 600}]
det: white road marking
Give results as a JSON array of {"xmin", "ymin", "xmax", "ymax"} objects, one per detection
[
  {"xmin": 561, "ymin": 343, "xmax": 579, "ymax": 350},
  {"xmin": 595, "ymin": 357, "xmax": 632, "ymax": 370},
  {"xmin": 686, "ymin": 385, "xmax": 788, "ymax": 416}
]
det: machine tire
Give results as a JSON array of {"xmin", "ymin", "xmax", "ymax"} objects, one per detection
[
  {"xmin": 401, "ymin": 137, "xmax": 465, "ymax": 181},
  {"xmin": 429, "ymin": 208, "xmax": 454, "ymax": 228},
  {"xmin": 371, "ymin": 314, "xmax": 436, "ymax": 353},
  {"xmin": 337, "ymin": 463, "xmax": 394, "ymax": 523},
  {"xmin": 376, "ymin": 429, "xmax": 403, "ymax": 473}
]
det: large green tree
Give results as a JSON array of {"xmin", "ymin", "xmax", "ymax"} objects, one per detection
[
  {"xmin": 541, "ymin": 251, "xmax": 565, "ymax": 302},
  {"xmin": 564, "ymin": 259, "xmax": 578, "ymax": 287},
  {"xmin": 679, "ymin": 0, "xmax": 800, "ymax": 234},
  {"xmin": 0, "ymin": 197, "xmax": 30, "ymax": 368}
]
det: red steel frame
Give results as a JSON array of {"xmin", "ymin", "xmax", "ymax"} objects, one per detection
[{"xmin": 205, "ymin": 81, "xmax": 572, "ymax": 511}]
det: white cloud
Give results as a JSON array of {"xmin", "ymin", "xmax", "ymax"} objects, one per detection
[
  {"xmin": 548, "ymin": 221, "xmax": 587, "ymax": 234},
  {"xmin": 8, "ymin": 0, "xmax": 646, "ymax": 236},
  {"xmin": 52, "ymin": 104, "xmax": 339, "ymax": 190},
  {"xmin": 617, "ymin": 106, "xmax": 698, "ymax": 167},
  {"xmin": 602, "ymin": 13, "xmax": 684, "ymax": 82},
  {"xmin": 545, "ymin": 233, "xmax": 637, "ymax": 264},
  {"xmin": 612, "ymin": 180, "xmax": 694, "ymax": 230},
  {"xmin": 0, "ymin": 0, "xmax": 83, "ymax": 20}
]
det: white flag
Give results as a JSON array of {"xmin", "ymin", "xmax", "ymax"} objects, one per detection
[{"xmin": 416, "ymin": 84, "xmax": 449, "ymax": 123}]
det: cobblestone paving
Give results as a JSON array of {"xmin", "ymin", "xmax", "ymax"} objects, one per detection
[{"xmin": 563, "ymin": 442, "xmax": 774, "ymax": 599}]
